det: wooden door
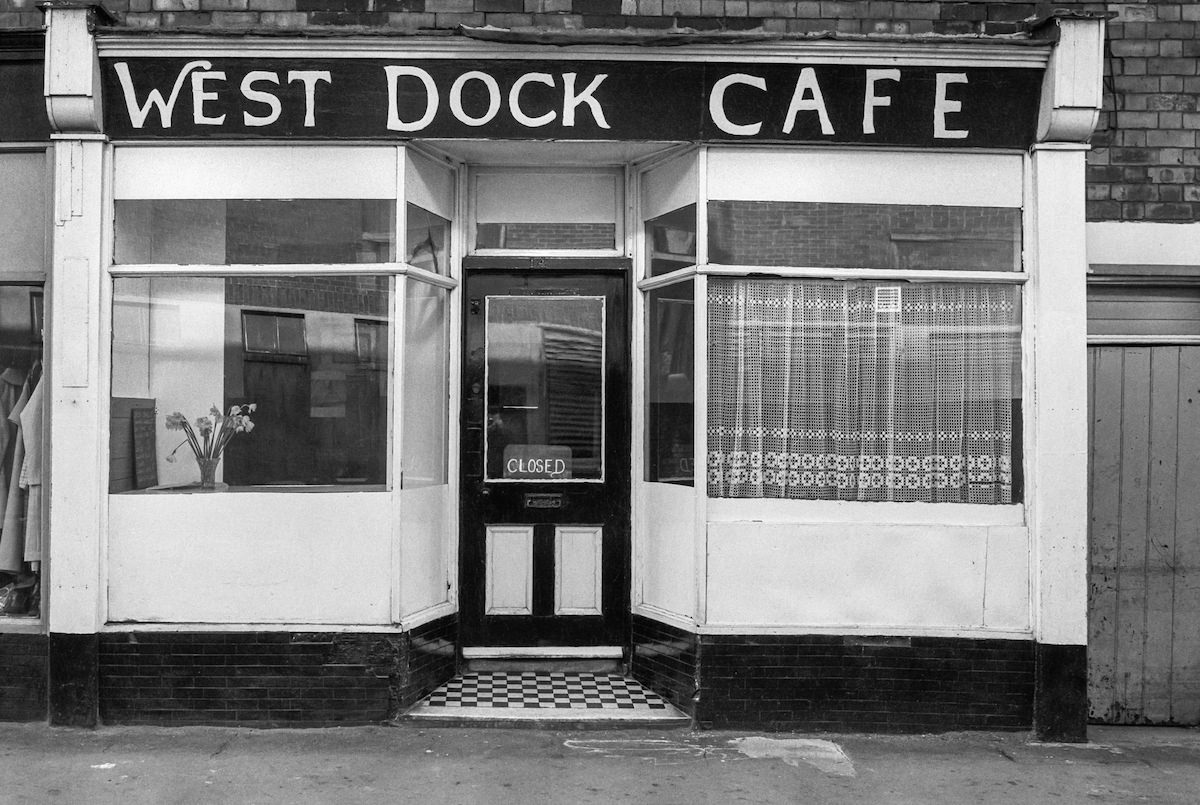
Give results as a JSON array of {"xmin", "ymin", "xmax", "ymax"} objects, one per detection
[{"xmin": 460, "ymin": 267, "xmax": 630, "ymax": 646}]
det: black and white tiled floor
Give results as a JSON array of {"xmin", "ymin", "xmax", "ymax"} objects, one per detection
[{"xmin": 406, "ymin": 672, "xmax": 689, "ymax": 723}]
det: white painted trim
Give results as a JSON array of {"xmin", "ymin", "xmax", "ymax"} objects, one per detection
[
  {"xmin": 399, "ymin": 601, "xmax": 458, "ymax": 631},
  {"xmin": 0, "ymin": 620, "xmax": 44, "ymax": 635},
  {"xmin": 1087, "ymin": 221, "xmax": 1200, "ymax": 268},
  {"xmin": 101, "ymin": 622, "xmax": 414, "ymax": 633},
  {"xmin": 707, "ymin": 148, "xmax": 1024, "ymax": 208},
  {"xmin": 706, "ymin": 499, "xmax": 1026, "ymax": 526},
  {"xmin": 700, "ymin": 265, "xmax": 1027, "ymax": 284},
  {"xmin": 463, "ymin": 645, "xmax": 623, "ymax": 659},
  {"xmin": 694, "ymin": 624, "xmax": 1034, "ymax": 639},
  {"xmin": 633, "ymin": 603, "xmax": 697, "ymax": 632},
  {"xmin": 637, "ymin": 265, "xmax": 697, "ymax": 291},
  {"xmin": 113, "ymin": 145, "xmax": 397, "ymax": 199},
  {"xmin": 96, "ymin": 37, "xmax": 1051, "ymax": 68},
  {"xmin": 1088, "ymin": 335, "xmax": 1200, "ymax": 346}
]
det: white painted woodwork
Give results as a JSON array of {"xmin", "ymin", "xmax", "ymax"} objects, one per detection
[
  {"xmin": 707, "ymin": 149, "xmax": 1023, "ymax": 208},
  {"xmin": 637, "ymin": 482, "xmax": 695, "ymax": 619},
  {"xmin": 463, "ymin": 646, "xmax": 623, "ymax": 658},
  {"xmin": 705, "ymin": 522, "xmax": 1029, "ymax": 631},
  {"xmin": 473, "ymin": 169, "xmax": 621, "ymax": 224},
  {"xmin": 485, "ymin": 525, "xmax": 533, "ymax": 615},
  {"xmin": 1037, "ymin": 17, "xmax": 1106, "ymax": 143},
  {"xmin": 113, "ymin": 146, "xmax": 397, "ymax": 199},
  {"xmin": 47, "ymin": 138, "xmax": 106, "ymax": 634},
  {"xmin": 107, "ymin": 492, "xmax": 392, "ymax": 623},
  {"xmin": 1029, "ymin": 144, "xmax": 1090, "ymax": 647},
  {"xmin": 1088, "ymin": 221, "xmax": 1200, "ymax": 267},
  {"xmin": 405, "ymin": 149, "xmax": 456, "ymax": 222},
  {"xmin": 43, "ymin": 6, "xmax": 103, "ymax": 133},
  {"xmin": 399, "ymin": 485, "xmax": 450, "ymax": 619},
  {"xmin": 555, "ymin": 526, "xmax": 603, "ymax": 616},
  {"xmin": 641, "ymin": 151, "xmax": 699, "ymax": 222},
  {"xmin": 0, "ymin": 152, "xmax": 47, "ymax": 276}
]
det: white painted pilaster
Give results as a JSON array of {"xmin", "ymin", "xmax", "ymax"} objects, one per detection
[
  {"xmin": 43, "ymin": 2, "xmax": 108, "ymax": 635},
  {"xmin": 1028, "ymin": 143, "xmax": 1090, "ymax": 648}
]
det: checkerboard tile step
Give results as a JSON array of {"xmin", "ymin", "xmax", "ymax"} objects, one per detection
[{"xmin": 405, "ymin": 672, "xmax": 690, "ymax": 724}]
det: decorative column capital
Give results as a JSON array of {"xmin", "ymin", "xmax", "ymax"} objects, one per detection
[
  {"xmin": 39, "ymin": 1, "xmax": 112, "ymax": 135},
  {"xmin": 1033, "ymin": 14, "xmax": 1109, "ymax": 144}
]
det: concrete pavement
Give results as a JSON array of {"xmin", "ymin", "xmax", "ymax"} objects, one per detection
[{"xmin": 1, "ymin": 723, "xmax": 1198, "ymax": 803}]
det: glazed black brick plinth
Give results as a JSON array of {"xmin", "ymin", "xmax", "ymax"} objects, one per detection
[
  {"xmin": 697, "ymin": 635, "xmax": 1035, "ymax": 733},
  {"xmin": 99, "ymin": 617, "xmax": 457, "ymax": 727},
  {"xmin": 631, "ymin": 615, "xmax": 699, "ymax": 715},
  {"xmin": 49, "ymin": 633, "xmax": 99, "ymax": 727},
  {"xmin": 1034, "ymin": 643, "xmax": 1087, "ymax": 743},
  {"xmin": 0, "ymin": 633, "xmax": 47, "ymax": 722}
]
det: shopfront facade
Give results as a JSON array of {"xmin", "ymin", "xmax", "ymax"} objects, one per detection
[{"xmin": 0, "ymin": 1, "xmax": 1105, "ymax": 738}]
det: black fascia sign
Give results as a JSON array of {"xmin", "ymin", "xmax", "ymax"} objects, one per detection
[{"xmin": 100, "ymin": 57, "xmax": 1043, "ymax": 148}]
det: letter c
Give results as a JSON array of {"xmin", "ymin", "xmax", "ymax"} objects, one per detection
[
  {"xmin": 510, "ymin": 72, "xmax": 556, "ymax": 128},
  {"xmin": 709, "ymin": 73, "xmax": 766, "ymax": 136}
]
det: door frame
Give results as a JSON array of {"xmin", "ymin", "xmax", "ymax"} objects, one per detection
[{"xmin": 458, "ymin": 257, "xmax": 633, "ymax": 647}]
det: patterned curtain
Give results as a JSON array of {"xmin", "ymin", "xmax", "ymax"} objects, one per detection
[{"xmin": 707, "ymin": 278, "xmax": 1019, "ymax": 504}]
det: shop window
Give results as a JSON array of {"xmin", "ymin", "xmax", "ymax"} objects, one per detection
[
  {"xmin": 110, "ymin": 276, "xmax": 391, "ymax": 490},
  {"xmin": 114, "ymin": 199, "xmax": 397, "ymax": 265},
  {"xmin": 707, "ymin": 278, "xmax": 1021, "ymax": 504},
  {"xmin": 0, "ymin": 152, "xmax": 46, "ymax": 275},
  {"xmin": 646, "ymin": 205, "xmax": 697, "ymax": 278},
  {"xmin": 406, "ymin": 204, "xmax": 450, "ymax": 274},
  {"xmin": 401, "ymin": 281, "xmax": 449, "ymax": 488},
  {"xmin": 646, "ymin": 282, "xmax": 694, "ymax": 485},
  {"xmin": 0, "ymin": 285, "xmax": 44, "ymax": 618},
  {"xmin": 472, "ymin": 169, "xmax": 621, "ymax": 253},
  {"xmin": 707, "ymin": 201, "xmax": 1021, "ymax": 272}
]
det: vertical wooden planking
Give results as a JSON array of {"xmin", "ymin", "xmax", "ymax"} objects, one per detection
[
  {"xmin": 1143, "ymin": 347, "xmax": 1181, "ymax": 722},
  {"xmin": 1115, "ymin": 347, "xmax": 1152, "ymax": 723},
  {"xmin": 1171, "ymin": 348, "xmax": 1200, "ymax": 723},
  {"xmin": 1088, "ymin": 346, "xmax": 1126, "ymax": 722}
]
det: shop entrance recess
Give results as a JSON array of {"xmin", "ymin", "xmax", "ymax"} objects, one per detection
[{"xmin": 460, "ymin": 261, "xmax": 631, "ymax": 647}]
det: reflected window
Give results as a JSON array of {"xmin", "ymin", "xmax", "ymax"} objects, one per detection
[
  {"xmin": 646, "ymin": 205, "xmax": 697, "ymax": 278},
  {"xmin": 406, "ymin": 204, "xmax": 449, "ymax": 274},
  {"xmin": 484, "ymin": 296, "xmax": 605, "ymax": 481},
  {"xmin": 646, "ymin": 282, "xmax": 694, "ymax": 485}
]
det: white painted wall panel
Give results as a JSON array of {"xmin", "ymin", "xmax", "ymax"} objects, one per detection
[
  {"xmin": 108, "ymin": 492, "xmax": 392, "ymax": 623},
  {"xmin": 399, "ymin": 485, "xmax": 450, "ymax": 618},
  {"xmin": 486, "ymin": 525, "xmax": 533, "ymax": 615},
  {"xmin": 405, "ymin": 149, "xmax": 455, "ymax": 221},
  {"xmin": 556, "ymin": 526, "xmax": 603, "ymax": 615},
  {"xmin": 707, "ymin": 149, "xmax": 1023, "ymax": 208},
  {"xmin": 706, "ymin": 522, "xmax": 1003, "ymax": 629},
  {"xmin": 983, "ymin": 526, "xmax": 1031, "ymax": 630},
  {"xmin": 114, "ymin": 146, "xmax": 397, "ymax": 199},
  {"xmin": 638, "ymin": 482, "xmax": 695, "ymax": 619},
  {"xmin": 642, "ymin": 152, "xmax": 698, "ymax": 222}
]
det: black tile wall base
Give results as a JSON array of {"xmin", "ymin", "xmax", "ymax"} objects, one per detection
[
  {"xmin": 633, "ymin": 617, "xmax": 1040, "ymax": 733},
  {"xmin": 99, "ymin": 616, "xmax": 457, "ymax": 727},
  {"xmin": 1035, "ymin": 642, "xmax": 1088, "ymax": 742},
  {"xmin": 49, "ymin": 633, "xmax": 99, "ymax": 727},
  {"xmin": 0, "ymin": 633, "xmax": 47, "ymax": 722}
]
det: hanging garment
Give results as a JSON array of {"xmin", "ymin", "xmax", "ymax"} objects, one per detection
[
  {"xmin": 19, "ymin": 374, "xmax": 43, "ymax": 565},
  {"xmin": 0, "ymin": 375, "xmax": 31, "ymax": 573},
  {"xmin": 0, "ymin": 368, "xmax": 26, "ymax": 525}
]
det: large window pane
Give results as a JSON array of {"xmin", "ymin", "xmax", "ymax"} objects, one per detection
[
  {"xmin": 402, "ymin": 280, "xmax": 449, "ymax": 488},
  {"xmin": 646, "ymin": 205, "xmax": 696, "ymax": 278},
  {"xmin": 707, "ymin": 278, "xmax": 1021, "ymax": 504},
  {"xmin": 485, "ymin": 296, "xmax": 605, "ymax": 481},
  {"xmin": 646, "ymin": 282, "xmax": 694, "ymax": 484},
  {"xmin": 114, "ymin": 200, "xmax": 397, "ymax": 265},
  {"xmin": 405, "ymin": 204, "xmax": 450, "ymax": 274},
  {"xmin": 708, "ymin": 201, "xmax": 1021, "ymax": 271},
  {"xmin": 111, "ymin": 276, "xmax": 392, "ymax": 490},
  {"xmin": 474, "ymin": 170, "xmax": 619, "ymax": 251}
]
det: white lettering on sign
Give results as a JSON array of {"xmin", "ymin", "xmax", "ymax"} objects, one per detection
[
  {"xmin": 782, "ymin": 67, "xmax": 834, "ymax": 136},
  {"xmin": 114, "ymin": 59, "xmax": 211, "ymax": 128},
  {"xmin": 287, "ymin": 70, "xmax": 332, "ymax": 128},
  {"xmin": 387, "ymin": 67, "xmax": 610, "ymax": 132},
  {"xmin": 934, "ymin": 72, "xmax": 970, "ymax": 139},
  {"xmin": 192, "ymin": 70, "xmax": 226, "ymax": 125},
  {"xmin": 709, "ymin": 73, "xmax": 767, "ymax": 136},
  {"xmin": 506, "ymin": 457, "xmax": 569, "ymax": 477},
  {"xmin": 863, "ymin": 68, "xmax": 900, "ymax": 135},
  {"xmin": 450, "ymin": 71, "xmax": 501, "ymax": 127},
  {"xmin": 241, "ymin": 71, "xmax": 282, "ymax": 127}
]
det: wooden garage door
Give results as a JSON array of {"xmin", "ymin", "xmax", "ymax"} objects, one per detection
[{"xmin": 1088, "ymin": 283, "xmax": 1200, "ymax": 724}]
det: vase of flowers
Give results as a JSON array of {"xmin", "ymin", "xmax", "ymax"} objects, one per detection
[{"xmin": 165, "ymin": 404, "xmax": 256, "ymax": 490}]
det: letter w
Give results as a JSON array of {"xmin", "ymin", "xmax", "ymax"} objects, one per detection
[{"xmin": 114, "ymin": 60, "xmax": 212, "ymax": 128}]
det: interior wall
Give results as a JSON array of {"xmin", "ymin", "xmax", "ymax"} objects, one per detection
[{"xmin": 0, "ymin": 151, "xmax": 45, "ymax": 275}]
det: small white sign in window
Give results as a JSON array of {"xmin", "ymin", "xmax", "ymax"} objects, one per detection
[{"xmin": 874, "ymin": 286, "xmax": 902, "ymax": 313}]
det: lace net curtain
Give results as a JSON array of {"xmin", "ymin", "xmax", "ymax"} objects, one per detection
[{"xmin": 707, "ymin": 278, "xmax": 1019, "ymax": 504}]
